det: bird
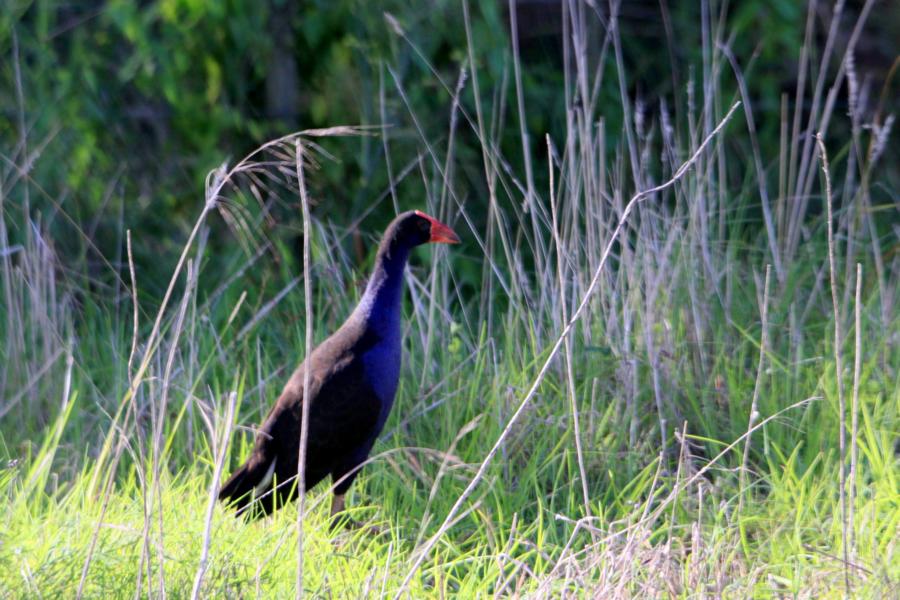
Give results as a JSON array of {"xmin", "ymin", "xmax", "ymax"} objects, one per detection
[{"xmin": 218, "ymin": 210, "xmax": 459, "ymax": 523}]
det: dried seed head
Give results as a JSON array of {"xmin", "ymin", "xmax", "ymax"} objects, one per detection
[{"xmin": 871, "ymin": 114, "xmax": 895, "ymax": 165}]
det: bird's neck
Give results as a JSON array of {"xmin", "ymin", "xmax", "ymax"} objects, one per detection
[{"xmin": 353, "ymin": 244, "xmax": 410, "ymax": 337}]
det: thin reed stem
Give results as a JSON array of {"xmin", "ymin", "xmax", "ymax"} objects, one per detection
[
  {"xmin": 190, "ymin": 391, "xmax": 237, "ymax": 600},
  {"xmin": 817, "ymin": 132, "xmax": 850, "ymax": 598},
  {"xmin": 849, "ymin": 263, "xmax": 862, "ymax": 558},
  {"xmin": 295, "ymin": 140, "xmax": 314, "ymax": 599},
  {"xmin": 395, "ymin": 102, "xmax": 742, "ymax": 598},
  {"xmin": 739, "ymin": 263, "xmax": 771, "ymax": 514},
  {"xmin": 547, "ymin": 134, "xmax": 591, "ymax": 519}
]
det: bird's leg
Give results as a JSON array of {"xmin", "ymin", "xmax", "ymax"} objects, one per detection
[
  {"xmin": 329, "ymin": 493, "xmax": 360, "ymax": 531},
  {"xmin": 329, "ymin": 493, "xmax": 382, "ymax": 534},
  {"xmin": 330, "ymin": 493, "xmax": 346, "ymax": 518}
]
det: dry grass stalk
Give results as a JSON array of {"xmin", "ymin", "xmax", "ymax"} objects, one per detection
[
  {"xmin": 190, "ymin": 391, "xmax": 238, "ymax": 599},
  {"xmin": 739, "ymin": 264, "xmax": 771, "ymax": 514},
  {"xmin": 295, "ymin": 139, "xmax": 315, "ymax": 599},
  {"xmin": 719, "ymin": 44, "xmax": 783, "ymax": 282},
  {"xmin": 395, "ymin": 102, "xmax": 742, "ymax": 598},
  {"xmin": 816, "ymin": 132, "xmax": 850, "ymax": 597},
  {"xmin": 849, "ymin": 263, "xmax": 862, "ymax": 559},
  {"xmin": 548, "ymin": 133, "xmax": 591, "ymax": 519}
]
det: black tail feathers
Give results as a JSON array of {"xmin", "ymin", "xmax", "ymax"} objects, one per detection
[{"xmin": 218, "ymin": 456, "xmax": 278, "ymax": 517}]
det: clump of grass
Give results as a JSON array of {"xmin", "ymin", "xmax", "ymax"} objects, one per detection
[{"xmin": 1, "ymin": 1, "xmax": 897, "ymax": 598}]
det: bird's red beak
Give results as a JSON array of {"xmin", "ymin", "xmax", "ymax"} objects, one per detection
[{"xmin": 416, "ymin": 211, "xmax": 460, "ymax": 244}]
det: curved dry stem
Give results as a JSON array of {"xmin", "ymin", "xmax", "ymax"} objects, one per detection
[{"xmin": 394, "ymin": 101, "xmax": 743, "ymax": 598}]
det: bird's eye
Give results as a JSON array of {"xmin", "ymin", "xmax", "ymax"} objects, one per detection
[{"xmin": 418, "ymin": 220, "xmax": 430, "ymax": 232}]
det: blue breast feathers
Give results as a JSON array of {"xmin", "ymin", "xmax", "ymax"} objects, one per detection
[
  {"xmin": 360, "ymin": 336, "xmax": 401, "ymax": 426},
  {"xmin": 350, "ymin": 245, "xmax": 408, "ymax": 428}
]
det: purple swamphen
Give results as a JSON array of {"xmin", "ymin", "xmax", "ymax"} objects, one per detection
[{"xmin": 218, "ymin": 210, "xmax": 459, "ymax": 522}]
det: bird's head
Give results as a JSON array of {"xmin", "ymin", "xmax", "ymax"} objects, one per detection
[{"xmin": 389, "ymin": 210, "xmax": 460, "ymax": 249}]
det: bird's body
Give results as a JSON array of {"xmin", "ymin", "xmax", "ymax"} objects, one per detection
[{"xmin": 218, "ymin": 211, "xmax": 458, "ymax": 519}]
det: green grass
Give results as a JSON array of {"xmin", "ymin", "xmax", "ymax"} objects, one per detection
[
  {"xmin": 1, "ymin": 3, "xmax": 898, "ymax": 598},
  {"xmin": 1, "ymin": 190, "xmax": 896, "ymax": 597},
  {"xmin": 1, "ymin": 309, "xmax": 897, "ymax": 598}
]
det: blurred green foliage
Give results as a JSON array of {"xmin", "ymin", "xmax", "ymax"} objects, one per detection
[{"xmin": 1, "ymin": 0, "xmax": 895, "ymax": 289}]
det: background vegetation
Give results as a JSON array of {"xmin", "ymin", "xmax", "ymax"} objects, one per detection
[{"xmin": 1, "ymin": 0, "xmax": 898, "ymax": 597}]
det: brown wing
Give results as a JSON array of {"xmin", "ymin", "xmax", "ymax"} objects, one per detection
[{"xmin": 219, "ymin": 339, "xmax": 381, "ymax": 516}]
